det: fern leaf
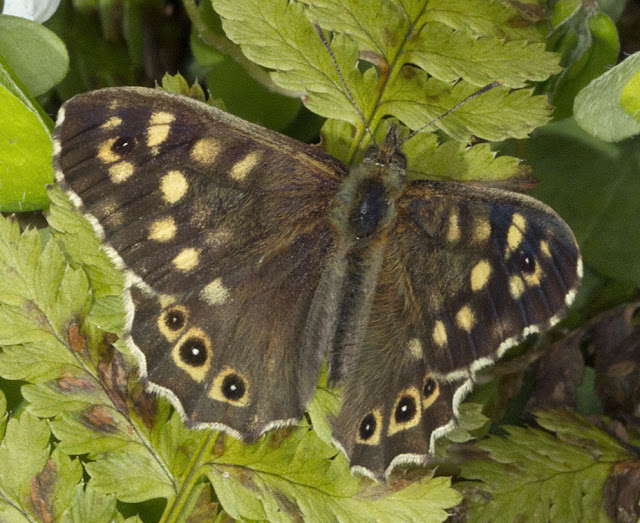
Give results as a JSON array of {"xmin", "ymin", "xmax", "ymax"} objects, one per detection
[{"xmin": 459, "ymin": 410, "xmax": 634, "ymax": 522}]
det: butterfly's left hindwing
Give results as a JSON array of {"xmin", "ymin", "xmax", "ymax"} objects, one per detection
[
  {"xmin": 53, "ymin": 87, "xmax": 345, "ymax": 437},
  {"xmin": 333, "ymin": 180, "xmax": 582, "ymax": 478}
]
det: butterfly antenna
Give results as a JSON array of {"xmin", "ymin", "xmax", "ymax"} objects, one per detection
[
  {"xmin": 402, "ymin": 81, "xmax": 503, "ymax": 145},
  {"xmin": 312, "ymin": 21, "xmax": 377, "ymax": 147}
]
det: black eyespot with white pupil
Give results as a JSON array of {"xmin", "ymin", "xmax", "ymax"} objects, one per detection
[
  {"xmin": 423, "ymin": 377, "xmax": 437, "ymax": 397},
  {"xmin": 112, "ymin": 136, "xmax": 136, "ymax": 153},
  {"xmin": 222, "ymin": 373, "xmax": 246, "ymax": 401},
  {"xmin": 359, "ymin": 413, "xmax": 377, "ymax": 441},
  {"xmin": 179, "ymin": 337, "xmax": 208, "ymax": 367},
  {"xmin": 164, "ymin": 309, "xmax": 185, "ymax": 331},
  {"xmin": 515, "ymin": 248, "xmax": 536, "ymax": 274},
  {"xmin": 394, "ymin": 395, "xmax": 417, "ymax": 423}
]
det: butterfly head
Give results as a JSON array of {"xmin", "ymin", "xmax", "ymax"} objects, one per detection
[{"xmin": 362, "ymin": 124, "xmax": 407, "ymax": 174}]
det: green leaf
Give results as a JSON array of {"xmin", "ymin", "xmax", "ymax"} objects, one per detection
[
  {"xmin": 60, "ymin": 487, "xmax": 119, "ymax": 523},
  {"xmin": 0, "ymin": 14, "xmax": 69, "ymax": 96},
  {"xmin": 0, "ymin": 84, "xmax": 53, "ymax": 212},
  {"xmin": 0, "ymin": 53, "xmax": 54, "ymax": 132},
  {"xmin": 621, "ymin": 70, "xmax": 640, "ymax": 123},
  {"xmin": 441, "ymin": 403, "xmax": 489, "ymax": 445},
  {"xmin": 0, "ymin": 219, "xmax": 90, "ymax": 382},
  {"xmin": 459, "ymin": 410, "xmax": 631, "ymax": 522},
  {"xmin": 45, "ymin": 187, "xmax": 124, "ymax": 304},
  {"xmin": 84, "ymin": 446, "xmax": 176, "ymax": 503},
  {"xmin": 307, "ymin": 384, "xmax": 341, "ymax": 447},
  {"xmin": 44, "ymin": 3, "xmax": 137, "ymax": 99},
  {"xmin": 402, "ymin": 128, "xmax": 522, "ymax": 182},
  {"xmin": 575, "ymin": 50, "xmax": 640, "ymax": 142},
  {"xmin": 546, "ymin": 3, "xmax": 620, "ymax": 119},
  {"xmin": 214, "ymin": 0, "xmax": 557, "ymax": 161},
  {"xmin": 0, "ymin": 209, "xmax": 188, "ymax": 513},
  {"xmin": 0, "ymin": 412, "xmax": 51, "ymax": 520},
  {"xmin": 205, "ymin": 426, "xmax": 461, "ymax": 522},
  {"xmin": 30, "ymin": 449, "xmax": 84, "ymax": 521}
]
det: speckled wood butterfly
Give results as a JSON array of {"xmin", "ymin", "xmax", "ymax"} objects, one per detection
[{"xmin": 53, "ymin": 86, "xmax": 582, "ymax": 479}]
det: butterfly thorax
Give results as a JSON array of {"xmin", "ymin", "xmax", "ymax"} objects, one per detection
[{"xmin": 331, "ymin": 160, "xmax": 405, "ymax": 245}]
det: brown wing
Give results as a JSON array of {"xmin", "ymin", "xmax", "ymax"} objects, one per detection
[
  {"xmin": 53, "ymin": 87, "xmax": 345, "ymax": 438},
  {"xmin": 333, "ymin": 180, "xmax": 581, "ymax": 478}
]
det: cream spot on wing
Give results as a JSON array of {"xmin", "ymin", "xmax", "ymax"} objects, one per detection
[
  {"xmin": 427, "ymin": 293, "xmax": 443, "ymax": 313},
  {"xmin": 98, "ymin": 138, "xmax": 120, "ymax": 163},
  {"xmin": 456, "ymin": 305, "xmax": 475, "ymax": 332},
  {"xmin": 407, "ymin": 338, "xmax": 423, "ymax": 359},
  {"xmin": 205, "ymin": 229, "xmax": 231, "ymax": 247},
  {"xmin": 160, "ymin": 170, "xmax": 188, "ymax": 204},
  {"xmin": 149, "ymin": 217, "xmax": 177, "ymax": 242},
  {"xmin": 472, "ymin": 215, "xmax": 491, "ymax": 243},
  {"xmin": 523, "ymin": 260, "xmax": 542, "ymax": 287},
  {"xmin": 191, "ymin": 137, "xmax": 221, "ymax": 164},
  {"xmin": 56, "ymin": 106, "xmax": 66, "ymax": 126},
  {"xmin": 565, "ymin": 288, "xmax": 578, "ymax": 306},
  {"xmin": 101, "ymin": 116, "xmax": 122, "ymax": 130},
  {"xmin": 509, "ymin": 274, "xmax": 526, "ymax": 299},
  {"xmin": 147, "ymin": 111, "xmax": 175, "ymax": 147},
  {"xmin": 94, "ymin": 195, "xmax": 119, "ymax": 220},
  {"xmin": 447, "ymin": 211, "xmax": 460, "ymax": 242},
  {"xmin": 506, "ymin": 213, "xmax": 526, "ymax": 253},
  {"xmin": 576, "ymin": 257, "xmax": 583, "ymax": 279},
  {"xmin": 159, "ymin": 294, "xmax": 176, "ymax": 308},
  {"xmin": 470, "ymin": 260, "xmax": 491, "ymax": 291},
  {"xmin": 173, "ymin": 248, "xmax": 200, "ymax": 272},
  {"xmin": 109, "ymin": 161, "xmax": 134, "ymax": 183},
  {"xmin": 200, "ymin": 278, "xmax": 230, "ymax": 305},
  {"xmin": 540, "ymin": 240, "xmax": 552, "ymax": 258},
  {"xmin": 229, "ymin": 150, "xmax": 262, "ymax": 181},
  {"xmin": 432, "ymin": 320, "xmax": 448, "ymax": 348},
  {"xmin": 104, "ymin": 210, "xmax": 125, "ymax": 227}
]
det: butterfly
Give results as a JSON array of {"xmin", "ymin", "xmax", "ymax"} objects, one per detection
[{"xmin": 52, "ymin": 86, "xmax": 582, "ymax": 480}]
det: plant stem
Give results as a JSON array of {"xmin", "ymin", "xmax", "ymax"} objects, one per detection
[{"xmin": 160, "ymin": 429, "xmax": 219, "ymax": 523}]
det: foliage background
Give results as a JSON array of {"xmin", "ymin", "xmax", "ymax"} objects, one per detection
[{"xmin": 0, "ymin": 0, "xmax": 639, "ymax": 521}]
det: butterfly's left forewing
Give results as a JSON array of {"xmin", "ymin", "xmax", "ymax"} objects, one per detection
[
  {"xmin": 333, "ymin": 179, "xmax": 582, "ymax": 478},
  {"xmin": 54, "ymin": 87, "xmax": 346, "ymax": 437}
]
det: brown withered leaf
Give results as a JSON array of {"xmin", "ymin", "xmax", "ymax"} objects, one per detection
[
  {"xmin": 131, "ymin": 379, "xmax": 156, "ymax": 429},
  {"xmin": 507, "ymin": 1, "xmax": 548, "ymax": 24},
  {"xmin": 67, "ymin": 323, "xmax": 86, "ymax": 354},
  {"xmin": 212, "ymin": 432, "xmax": 227, "ymax": 459},
  {"xmin": 83, "ymin": 406, "xmax": 119, "ymax": 434},
  {"xmin": 525, "ymin": 332, "xmax": 585, "ymax": 415},
  {"xmin": 96, "ymin": 340, "xmax": 156, "ymax": 427},
  {"xmin": 57, "ymin": 373, "xmax": 95, "ymax": 393},
  {"xmin": 185, "ymin": 483, "xmax": 219, "ymax": 523},
  {"xmin": 604, "ymin": 460, "xmax": 640, "ymax": 523},
  {"xmin": 30, "ymin": 458, "xmax": 56, "ymax": 523},
  {"xmin": 97, "ymin": 347, "xmax": 129, "ymax": 414},
  {"xmin": 589, "ymin": 303, "xmax": 640, "ymax": 418}
]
